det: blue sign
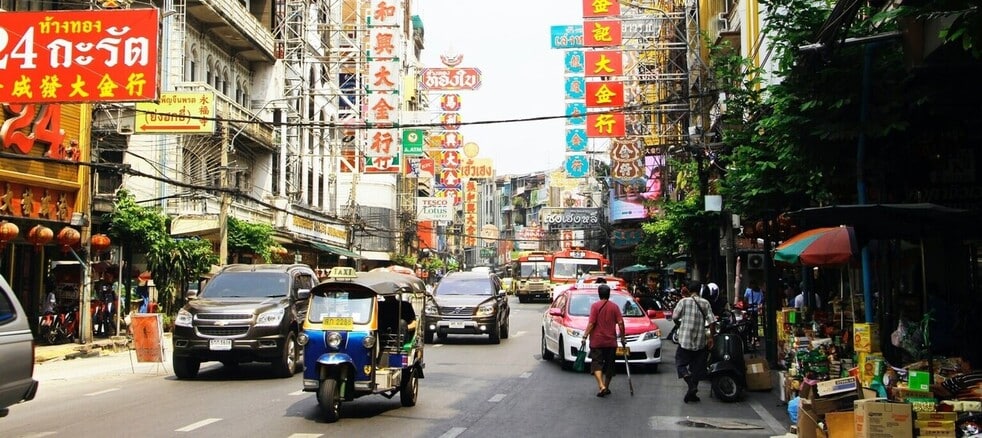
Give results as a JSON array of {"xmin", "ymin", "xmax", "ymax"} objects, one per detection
[
  {"xmin": 550, "ymin": 25, "xmax": 583, "ymax": 49},
  {"xmin": 564, "ymin": 50, "xmax": 584, "ymax": 74},
  {"xmin": 566, "ymin": 129, "xmax": 587, "ymax": 152},
  {"xmin": 566, "ymin": 102, "xmax": 586, "ymax": 125},
  {"xmin": 564, "ymin": 76, "xmax": 585, "ymax": 100},
  {"xmin": 565, "ymin": 155, "xmax": 590, "ymax": 178}
]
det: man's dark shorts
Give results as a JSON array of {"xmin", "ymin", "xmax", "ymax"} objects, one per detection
[{"xmin": 589, "ymin": 347, "xmax": 617, "ymax": 375}]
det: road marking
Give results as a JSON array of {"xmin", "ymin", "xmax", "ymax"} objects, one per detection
[
  {"xmin": 175, "ymin": 418, "xmax": 222, "ymax": 432},
  {"xmin": 488, "ymin": 393, "xmax": 506, "ymax": 402},
  {"xmin": 289, "ymin": 390, "xmax": 305, "ymax": 396},
  {"xmin": 18, "ymin": 433, "xmax": 56, "ymax": 437},
  {"xmin": 439, "ymin": 427, "xmax": 467, "ymax": 438},
  {"xmin": 432, "ymin": 344, "xmax": 443, "ymax": 348},
  {"xmin": 749, "ymin": 399, "xmax": 786, "ymax": 433},
  {"xmin": 519, "ymin": 371, "xmax": 532, "ymax": 378},
  {"xmin": 85, "ymin": 388, "xmax": 120, "ymax": 396},
  {"xmin": 512, "ymin": 330, "xmax": 527, "ymax": 338},
  {"xmin": 287, "ymin": 434, "xmax": 322, "ymax": 438}
]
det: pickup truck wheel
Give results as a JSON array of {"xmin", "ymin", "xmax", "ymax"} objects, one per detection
[
  {"xmin": 500, "ymin": 320, "xmax": 509, "ymax": 339},
  {"xmin": 437, "ymin": 332, "xmax": 448, "ymax": 342},
  {"xmin": 424, "ymin": 331, "xmax": 435, "ymax": 344},
  {"xmin": 489, "ymin": 322, "xmax": 501, "ymax": 344},
  {"xmin": 174, "ymin": 356, "xmax": 200, "ymax": 379},
  {"xmin": 317, "ymin": 379, "xmax": 341, "ymax": 422},
  {"xmin": 400, "ymin": 368, "xmax": 419, "ymax": 407},
  {"xmin": 272, "ymin": 332, "xmax": 298, "ymax": 378}
]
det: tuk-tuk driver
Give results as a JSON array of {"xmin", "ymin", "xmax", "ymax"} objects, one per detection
[{"xmin": 379, "ymin": 295, "xmax": 418, "ymax": 334}]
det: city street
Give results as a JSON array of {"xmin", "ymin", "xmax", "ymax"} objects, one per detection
[{"xmin": 6, "ymin": 297, "xmax": 792, "ymax": 437}]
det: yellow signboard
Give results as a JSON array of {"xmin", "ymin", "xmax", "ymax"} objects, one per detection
[{"xmin": 134, "ymin": 91, "xmax": 216, "ymax": 134}]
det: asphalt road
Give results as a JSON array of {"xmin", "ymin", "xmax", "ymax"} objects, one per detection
[{"xmin": 5, "ymin": 296, "xmax": 794, "ymax": 437}]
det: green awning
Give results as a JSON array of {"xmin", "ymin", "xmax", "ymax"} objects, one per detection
[{"xmin": 311, "ymin": 242, "xmax": 362, "ymax": 259}]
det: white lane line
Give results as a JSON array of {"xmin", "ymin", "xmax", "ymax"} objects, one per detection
[
  {"xmin": 519, "ymin": 372, "xmax": 532, "ymax": 378},
  {"xmin": 488, "ymin": 393, "xmax": 506, "ymax": 402},
  {"xmin": 18, "ymin": 433, "xmax": 56, "ymax": 437},
  {"xmin": 287, "ymin": 434, "xmax": 323, "ymax": 438},
  {"xmin": 749, "ymin": 399, "xmax": 786, "ymax": 433},
  {"xmin": 289, "ymin": 390, "xmax": 305, "ymax": 396},
  {"xmin": 432, "ymin": 344, "xmax": 443, "ymax": 348},
  {"xmin": 84, "ymin": 388, "xmax": 120, "ymax": 396},
  {"xmin": 512, "ymin": 330, "xmax": 527, "ymax": 338},
  {"xmin": 175, "ymin": 418, "xmax": 222, "ymax": 432},
  {"xmin": 439, "ymin": 427, "xmax": 467, "ymax": 438}
]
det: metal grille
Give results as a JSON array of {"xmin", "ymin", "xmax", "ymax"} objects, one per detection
[
  {"xmin": 196, "ymin": 313, "xmax": 252, "ymax": 320},
  {"xmin": 438, "ymin": 306, "xmax": 474, "ymax": 316},
  {"xmin": 197, "ymin": 326, "xmax": 249, "ymax": 337}
]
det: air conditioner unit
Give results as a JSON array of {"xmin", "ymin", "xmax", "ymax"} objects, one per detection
[
  {"xmin": 748, "ymin": 253, "xmax": 764, "ymax": 270},
  {"xmin": 116, "ymin": 122, "xmax": 134, "ymax": 135}
]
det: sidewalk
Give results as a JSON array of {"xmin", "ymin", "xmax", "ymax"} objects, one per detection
[{"xmin": 34, "ymin": 333, "xmax": 172, "ymax": 363}]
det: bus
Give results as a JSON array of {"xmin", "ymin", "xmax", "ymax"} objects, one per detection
[
  {"xmin": 510, "ymin": 251, "xmax": 554, "ymax": 303},
  {"xmin": 550, "ymin": 248, "xmax": 609, "ymax": 285}
]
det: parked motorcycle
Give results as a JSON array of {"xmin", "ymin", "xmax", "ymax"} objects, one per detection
[
  {"xmin": 46, "ymin": 306, "xmax": 79, "ymax": 345},
  {"xmin": 705, "ymin": 315, "xmax": 748, "ymax": 402}
]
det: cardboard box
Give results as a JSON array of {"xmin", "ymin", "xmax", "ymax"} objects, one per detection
[
  {"xmin": 908, "ymin": 370, "xmax": 931, "ymax": 391},
  {"xmin": 825, "ymin": 411, "xmax": 855, "ymax": 438},
  {"xmin": 915, "ymin": 420, "xmax": 955, "ymax": 430},
  {"xmin": 817, "ymin": 376, "xmax": 860, "ymax": 396},
  {"xmin": 854, "ymin": 323, "xmax": 881, "ymax": 353},
  {"xmin": 800, "ymin": 378, "xmax": 865, "ymax": 416},
  {"xmin": 798, "ymin": 404, "xmax": 820, "ymax": 438},
  {"xmin": 857, "ymin": 352, "xmax": 885, "ymax": 386},
  {"xmin": 746, "ymin": 357, "xmax": 772, "ymax": 391},
  {"xmin": 854, "ymin": 399, "xmax": 913, "ymax": 438},
  {"xmin": 916, "ymin": 412, "xmax": 956, "ymax": 421},
  {"xmin": 916, "ymin": 429, "xmax": 956, "ymax": 437}
]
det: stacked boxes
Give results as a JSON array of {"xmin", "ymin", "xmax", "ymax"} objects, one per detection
[
  {"xmin": 854, "ymin": 399, "xmax": 913, "ymax": 438},
  {"xmin": 915, "ymin": 412, "xmax": 956, "ymax": 437}
]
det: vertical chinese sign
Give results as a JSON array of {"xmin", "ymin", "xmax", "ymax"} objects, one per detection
[
  {"xmin": 365, "ymin": 0, "xmax": 402, "ymax": 173},
  {"xmin": 552, "ymin": 24, "xmax": 590, "ymax": 179}
]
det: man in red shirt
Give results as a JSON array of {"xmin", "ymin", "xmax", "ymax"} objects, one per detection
[{"xmin": 581, "ymin": 284, "xmax": 626, "ymax": 397}]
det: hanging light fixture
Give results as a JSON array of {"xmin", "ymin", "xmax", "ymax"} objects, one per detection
[
  {"xmin": 90, "ymin": 233, "xmax": 111, "ymax": 253},
  {"xmin": 27, "ymin": 225, "xmax": 53, "ymax": 252},
  {"xmin": 56, "ymin": 226, "xmax": 81, "ymax": 253},
  {"xmin": 0, "ymin": 221, "xmax": 19, "ymax": 251}
]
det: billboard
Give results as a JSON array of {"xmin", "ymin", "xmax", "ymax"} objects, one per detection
[
  {"xmin": 0, "ymin": 9, "xmax": 160, "ymax": 104},
  {"xmin": 134, "ymin": 91, "xmax": 216, "ymax": 134}
]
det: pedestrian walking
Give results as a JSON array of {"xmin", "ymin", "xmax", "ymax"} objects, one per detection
[
  {"xmin": 581, "ymin": 284, "xmax": 626, "ymax": 398},
  {"xmin": 673, "ymin": 280, "xmax": 717, "ymax": 403}
]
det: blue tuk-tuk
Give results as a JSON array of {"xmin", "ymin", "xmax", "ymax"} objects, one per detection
[{"xmin": 299, "ymin": 267, "xmax": 426, "ymax": 422}]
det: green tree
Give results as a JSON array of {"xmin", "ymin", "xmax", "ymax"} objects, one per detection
[{"xmin": 227, "ymin": 217, "xmax": 277, "ymax": 263}]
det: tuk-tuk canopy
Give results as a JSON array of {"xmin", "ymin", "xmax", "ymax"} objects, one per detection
[{"xmin": 313, "ymin": 270, "xmax": 425, "ymax": 297}]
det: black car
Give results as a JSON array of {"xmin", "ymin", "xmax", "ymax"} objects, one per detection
[
  {"xmin": 172, "ymin": 264, "xmax": 315, "ymax": 378},
  {"xmin": 423, "ymin": 271, "xmax": 510, "ymax": 344}
]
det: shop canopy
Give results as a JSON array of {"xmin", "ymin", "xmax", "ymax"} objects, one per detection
[{"xmin": 311, "ymin": 242, "xmax": 362, "ymax": 259}]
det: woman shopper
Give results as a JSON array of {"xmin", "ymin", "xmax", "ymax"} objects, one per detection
[
  {"xmin": 581, "ymin": 284, "xmax": 626, "ymax": 397},
  {"xmin": 672, "ymin": 280, "xmax": 717, "ymax": 403}
]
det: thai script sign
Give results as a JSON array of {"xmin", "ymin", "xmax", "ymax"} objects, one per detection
[
  {"xmin": 460, "ymin": 158, "xmax": 494, "ymax": 179},
  {"xmin": 0, "ymin": 9, "xmax": 160, "ymax": 104},
  {"xmin": 419, "ymin": 68, "xmax": 482, "ymax": 90},
  {"xmin": 550, "ymin": 25, "xmax": 583, "ymax": 49},
  {"xmin": 540, "ymin": 207, "xmax": 601, "ymax": 228},
  {"xmin": 134, "ymin": 91, "xmax": 215, "ymax": 134},
  {"xmin": 417, "ymin": 197, "xmax": 452, "ymax": 222}
]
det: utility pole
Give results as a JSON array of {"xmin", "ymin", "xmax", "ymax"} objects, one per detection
[{"xmin": 219, "ymin": 110, "xmax": 230, "ymax": 266}]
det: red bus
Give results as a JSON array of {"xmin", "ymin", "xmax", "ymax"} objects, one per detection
[
  {"xmin": 550, "ymin": 248, "xmax": 610, "ymax": 285},
  {"xmin": 510, "ymin": 251, "xmax": 554, "ymax": 303}
]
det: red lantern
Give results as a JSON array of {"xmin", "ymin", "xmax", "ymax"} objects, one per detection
[
  {"xmin": 90, "ymin": 233, "xmax": 111, "ymax": 253},
  {"xmin": 27, "ymin": 225, "xmax": 53, "ymax": 251},
  {"xmin": 0, "ymin": 221, "xmax": 18, "ymax": 250},
  {"xmin": 56, "ymin": 227, "xmax": 81, "ymax": 253}
]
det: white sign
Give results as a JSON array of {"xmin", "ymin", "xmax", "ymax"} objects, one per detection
[{"xmin": 417, "ymin": 197, "xmax": 453, "ymax": 221}]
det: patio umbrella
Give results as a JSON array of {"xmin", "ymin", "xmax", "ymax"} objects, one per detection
[
  {"xmin": 617, "ymin": 264, "xmax": 652, "ymax": 274},
  {"xmin": 774, "ymin": 226, "xmax": 858, "ymax": 266}
]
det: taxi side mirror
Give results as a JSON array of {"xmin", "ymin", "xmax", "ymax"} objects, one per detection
[{"xmin": 548, "ymin": 308, "xmax": 563, "ymax": 317}]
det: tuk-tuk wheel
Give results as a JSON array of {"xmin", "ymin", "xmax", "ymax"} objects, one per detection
[
  {"xmin": 400, "ymin": 368, "xmax": 419, "ymax": 407},
  {"xmin": 317, "ymin": 379, "xmax": 341, "ymax": 422}
]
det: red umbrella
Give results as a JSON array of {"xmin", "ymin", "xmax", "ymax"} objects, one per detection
[{"xmin": 774, "ymin": 226, "xmax": 858, "ymax": 266}]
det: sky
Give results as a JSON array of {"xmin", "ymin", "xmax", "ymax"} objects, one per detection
[{"xmin": 416, "ymin": 1, "xmax": 584, "ymax": 176}]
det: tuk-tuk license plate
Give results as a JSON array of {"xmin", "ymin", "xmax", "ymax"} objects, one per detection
[
  {"xmin": 449, "ymin": 321, "xmax": 465, "ymax": 329},
  {"xmin": 322, "ymin": 316, "xmax": 354, "ymax": 331},
  {"xmin": 616, "ymin": 346, "xmax": 630, "ymax": 356},
  {"xmin": 209, "ymin": 339, "xmax": 232, "ymax": 351}
]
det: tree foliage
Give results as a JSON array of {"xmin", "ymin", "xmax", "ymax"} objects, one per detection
[{"xmin": 228, "ymin": 217, "xmax": 277, "ymax": 263}]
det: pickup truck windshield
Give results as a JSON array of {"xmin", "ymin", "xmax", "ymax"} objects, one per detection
[{"xmin": 202, "ymin": 273, "xmax": 290, "ymax": 298}]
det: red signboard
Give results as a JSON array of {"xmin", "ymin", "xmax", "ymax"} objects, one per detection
[
  {"xmin": 582, "ymin": 0, "xmax": 620, "ymax": 18},
  {"xmin": 586, "ymin": 113, "xmax": 625, "ymax": 137},
  {"xmin": 420, "ymin": 68, "xmax": 482, "ymax": 90},
  {"xmin": 0, "ymin": 9, "xmax": 160, "ymax": 104},
  {"xmin": 583, "ymin": 20, "xmax": 622, "ymax": 47},
  {"xmin": 585, "ymin": 81, "xmax": 624, "ymax": 108},
  {"xmin": 585, "ymin": 51, "xmax": 623, "ymax": 77}
]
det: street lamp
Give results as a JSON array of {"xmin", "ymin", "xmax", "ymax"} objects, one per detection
[{"xmin": 219, "ymin": 96, "xmax": 300, "ymax": 265}]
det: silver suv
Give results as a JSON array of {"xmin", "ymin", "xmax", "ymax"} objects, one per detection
[{"xmin": 0, "ymin": 274, "xmax": 38, "ymax": 417}]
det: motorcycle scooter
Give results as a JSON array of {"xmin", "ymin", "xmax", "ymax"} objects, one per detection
[{"xmin": 705, "ymin": 315, "xmax": 747, "ymax": 402}]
